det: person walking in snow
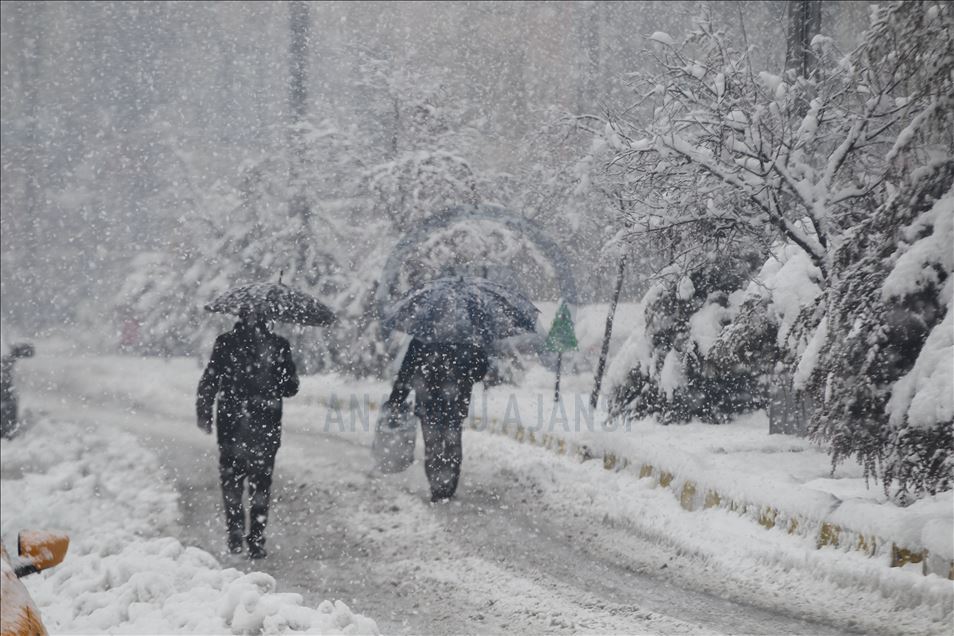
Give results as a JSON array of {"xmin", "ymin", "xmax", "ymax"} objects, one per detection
[
  {"xmin": 384, "ymin": 337, "xmax": 489, "ymax": 501},
  {"xmin": 196, "ymin": 310, "xmax": 299, "ymax": 558}
]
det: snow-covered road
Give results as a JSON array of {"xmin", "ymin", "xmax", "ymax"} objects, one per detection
[{"xmin": 12, "ymin": 351, "xmax": 946, "ymax": 635}]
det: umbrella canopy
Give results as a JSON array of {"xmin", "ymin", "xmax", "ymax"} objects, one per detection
[
  {"xmin": 205, "ymin": 282, "xmax": 335, "ymax": 326},
  {"xmin": 383, "ymin": 276, "xmax": 540, "ymax": 346}
]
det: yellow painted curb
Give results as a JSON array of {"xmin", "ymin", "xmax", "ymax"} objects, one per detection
[
  {"xmin": 891, "ymin": 544, "xmax": 925, "ymax": 568},
  {"xmin": 680, "ymin": 481, "xmax": 697, "ymax": 511},
  {"xmin": 857, "ymin": 534, "xmax": 877, "ymax": 558},
  {"xmin": 817, "ymin": 522, "xmax": 840, "ymax": 549},
  {"xmin": 759, "ymin": 507, "xmax": 778, "ymax": 530},
  {"xmin": 788, "ymin": 518, "xmax": 799, "ymax": 535},
  {"xmin": 457, "ymin": 413, "xmax": 951, "ymax": 579}
]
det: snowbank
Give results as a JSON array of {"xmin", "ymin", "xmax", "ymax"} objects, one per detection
[
  {"xmin": 464, "ymin": 429, "xmax": 954, "ymax": 635},
  {"xmin": 0, "ymin": 419, "xmax": 379, "ymax": 635},
  {"xmin": 462, "ymin": 381, "xmax": 954, "ymax": 568}
]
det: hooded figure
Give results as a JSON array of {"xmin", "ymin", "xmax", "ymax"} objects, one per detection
[
  {"xmin": 385, "ymin": 338, "xmax": 489, "ymax": 501},
  {"xmin": 196, "ymin": 313, "xmax": 299, "ymax": 558}
]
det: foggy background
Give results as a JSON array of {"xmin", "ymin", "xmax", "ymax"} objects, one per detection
[{"xmin": 1, "ymin": 1, "xmax": 867, "ymax": 338}]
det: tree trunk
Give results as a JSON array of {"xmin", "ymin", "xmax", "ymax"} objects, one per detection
[
  {"xmin": 778, "ymin": 0, "xmax": 823, "ymax": 435},
  {"xmin": 768, "ymin": 370, "xmax": 811, "ymax": 436},
  {"xmin": 785, "ymin": 0, "xmax": 823, "ymax": 78},
  {"xmin": 590, "ymin": 255, "xmax": 626, "ymax": 408},
  {"xmin": 554, "ymin": 352, "xmax": 563, "ymax": 403},
  {"xmin": 8, "ymin": 2, "xmax": 45, "ymax": 329},
  {"xmin": 575, "ymin": 0, "xmax": 601, "ymax": 114},
  {"xmin": 288, "ymin": 0, "xmax": 310, "ymax": 223}
]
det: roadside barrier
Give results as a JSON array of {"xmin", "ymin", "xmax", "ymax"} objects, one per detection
[{"xmin": 465, "ymin": 414, "xmax": 954, "ymax": 581}]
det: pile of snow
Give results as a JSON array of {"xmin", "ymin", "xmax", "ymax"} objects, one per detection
[
  {"xmin": 463, "ymin": 428, "xmax": 954, "ymax": 635},
  {"xmin": 0, "ymin": 419, "xmax": 378, "ymax": 635}
]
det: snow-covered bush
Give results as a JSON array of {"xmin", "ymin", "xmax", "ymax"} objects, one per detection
[
  {"xmin": 609, "ymin": 251, "xmax": 764, "ymax": 424},
  {"xmin": 709, "ymin": 236, "xmax": 825, "ymax": 433}
]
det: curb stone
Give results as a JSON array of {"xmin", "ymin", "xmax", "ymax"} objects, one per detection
[{"xmin": 463, "ymin": 414, "xmax": 953, "ymax": 580}]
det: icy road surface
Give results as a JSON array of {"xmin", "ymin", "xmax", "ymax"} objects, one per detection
[{"xmin": 15, "ymin": 351, "xmax": 933, "ymax": 635}]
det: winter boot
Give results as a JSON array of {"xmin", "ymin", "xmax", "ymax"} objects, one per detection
[
  {"xmin": 227, "ymin": 529, "xmax": 244, "ymax": 554},
  {"xmin": 247, "ymin": 540, "xmax": 267, "ymax": 559},
  {"xmin": 246, "ymin": 508, "xmax": 268, "ymax": 559}
]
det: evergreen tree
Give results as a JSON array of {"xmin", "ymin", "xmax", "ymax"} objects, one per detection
[{"xmin": 803, "ymin": 161, "xmax": 953, "ymax": 501}]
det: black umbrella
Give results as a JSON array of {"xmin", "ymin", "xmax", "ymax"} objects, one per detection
[
  {"xmin": 383, "ymin": 276, "xmax": 539, "ymax": 346},
  {"xmin": 205, "ymin": 282, "xmax": 335, "ymax": 326}
]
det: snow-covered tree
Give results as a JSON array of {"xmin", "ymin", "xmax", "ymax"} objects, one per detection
[
  {"xmin": 116, "ymin": 119, "xmax": 357, "ymax": 368},
  {"xmin": 355, "ymin": 46, "xmax": 508, "ymax": 232},
  {"xmin": 802, "ymin": 161, "xmax": 953, "ymax": 501},
  {"xmin": 339, "ymin": 52, "xmax": 525, "ymax": 378},
  {"xmin": 512, "ymin": 111, "xmax": 632, "ymax": 303},
  {"xmin": 603, "ymin": 1, "xmax": 953, "ymax": 499},
  {"xmin": 710, "ymin": 236, "xmax": 824, "ymax": 434},
  {"xmin": 603, "ymin": 1, "xmax": 950, "ymax": 280}
]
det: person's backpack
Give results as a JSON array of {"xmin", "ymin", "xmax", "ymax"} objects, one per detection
[{"xmin": 372, "ymin": 401, "xmax": 417, "ymax": 473}]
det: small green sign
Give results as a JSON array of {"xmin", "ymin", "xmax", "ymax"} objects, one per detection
[{"xmin": 545, "ymin": 302, "xmax": 578, "ymax": 353}]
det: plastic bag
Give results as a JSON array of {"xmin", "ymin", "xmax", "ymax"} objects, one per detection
[{"xmin": 372, "ymin": 401, "xmax": 418, "ymax": 473}]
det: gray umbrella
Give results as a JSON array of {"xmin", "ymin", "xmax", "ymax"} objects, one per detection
[
  {"xmin": 205, "ymin": 282, "xmax": 335, "ymax": 326},
  {"xmin": 382, "ymin": 276, "xmax": 540, "ymax": 345}
]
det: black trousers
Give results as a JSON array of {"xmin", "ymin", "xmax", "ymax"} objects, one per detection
[
  {"xmin": 419, "ymin": 412, "xmax": 464, "ymax": 499},
  {"xmin": 218, "ymin": 446, "xmax": 277, "ymax": 547}
]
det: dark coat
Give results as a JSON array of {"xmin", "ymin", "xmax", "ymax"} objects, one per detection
[
  {"xmin": 387, "ymin": 338, "xmax": 489, "ymax": 422},
  {"xmin": 197, "ymin": 321, "xmax": 299, "ymax": 453}
]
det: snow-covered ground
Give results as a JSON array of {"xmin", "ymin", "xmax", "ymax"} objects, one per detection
[
  {"xmin": 477, "ymin": 366, "xmax": 954, "ymax": 566},
  {"xmin": 0, "ymin": 415, "xmax": 378, "ymax": 635},
  {"xmin": 2, "ymin": 342, "xmax": 953, "ymax": 634}
]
